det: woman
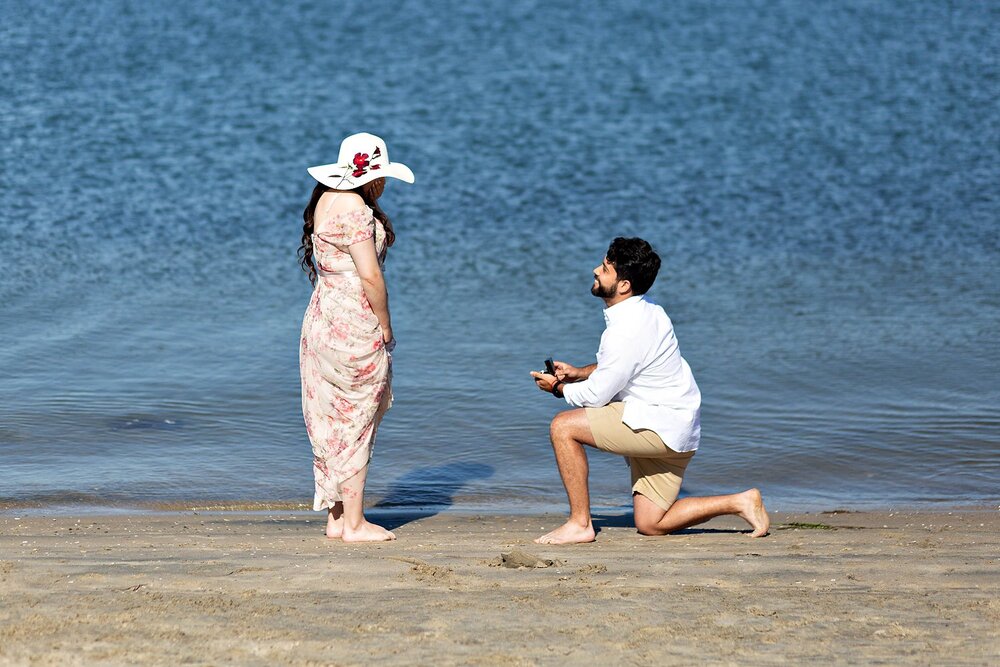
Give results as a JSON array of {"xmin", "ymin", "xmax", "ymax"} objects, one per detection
[{"xmin": 299, "ymin": 132, "xmax": 414, "ymax": 542}]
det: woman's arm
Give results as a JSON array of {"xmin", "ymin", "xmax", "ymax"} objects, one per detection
[{"xmin": 346, "ymin": 238, "xmax": 392, "ymax": 343}]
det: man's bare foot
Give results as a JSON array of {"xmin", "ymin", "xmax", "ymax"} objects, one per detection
[
  {"xmin": 534, "ymin": 519, "xmax": 596, "ymax": 545},
  {"xmin": 342, "ymin": 520, "xmax": 396, "ymax": 543},
  {"xmin": 737, "ymin": 488, "xmax": 770, "ymax": 537}
]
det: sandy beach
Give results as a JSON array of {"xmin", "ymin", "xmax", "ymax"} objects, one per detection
[{"xmin": 0, "ymin": 508, "xmax": 996, "ymax": 666}]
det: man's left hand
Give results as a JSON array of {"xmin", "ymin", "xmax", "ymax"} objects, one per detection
[{"xmin": 530, "ymin": 371, "xmax": 559, "ymax": 394}]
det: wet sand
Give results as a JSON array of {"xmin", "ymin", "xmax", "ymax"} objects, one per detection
[{"xmin": 1, "ymin": 509, "xmax": 997, "ymax": 665}]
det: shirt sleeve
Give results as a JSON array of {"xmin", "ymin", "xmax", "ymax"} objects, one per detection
[
  {"xmin": 562, "ymin": 327, "xmax": 641, "ymax": 408},
  {"xmin": 313, "ymin": 206, "xmax": 374, "ymax": 247}
]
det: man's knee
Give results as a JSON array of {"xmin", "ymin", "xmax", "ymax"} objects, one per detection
[
  {"xmin": 549, "ymin": 411, "xmax": 574, "ymax": 443},
  {"xmin": 633, "ymin": 494, "xmax": 669, "ymax": 536},
  {"xmin": 635, "ymin": 516, "xmax": 666, "ymax": 536}
]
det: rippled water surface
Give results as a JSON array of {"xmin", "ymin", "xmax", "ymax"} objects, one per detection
[{"xmin": 1, "ymin": 1, "xmax": 998, "ymax": 512}]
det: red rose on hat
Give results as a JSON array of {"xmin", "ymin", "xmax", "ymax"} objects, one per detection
[{"xmin": 352, "ymin": 152, "xmax": 369, "ymax": 177}]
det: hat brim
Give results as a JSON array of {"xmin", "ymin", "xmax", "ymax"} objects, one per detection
[{"xmin": 307, "ymin": 161, "xmax": 414, "ymax": 190}]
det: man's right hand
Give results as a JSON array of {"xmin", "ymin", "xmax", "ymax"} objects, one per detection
[
  {"xmin": 554, "ymin": 361, "xmax": 598, "ymax": 382},
  {"xmin": 553, "ymin": 361, "xmax": 578, "ymax": 382}
]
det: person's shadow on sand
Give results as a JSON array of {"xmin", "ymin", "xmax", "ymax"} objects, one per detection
[{"xmin": 370, "ymin": 462, "xmax": 494, "ymax": 531}]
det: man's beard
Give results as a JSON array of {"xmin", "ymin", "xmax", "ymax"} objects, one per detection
[{"xmin": 591, "ymin": 278, "xmax": 617, "ymax": 299}]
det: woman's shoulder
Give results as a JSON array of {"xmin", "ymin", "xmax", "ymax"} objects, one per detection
[
  {"xmin": 320, "ymin": 190, "xmax": 366, "ymax": 216},
  {"xmin": 314, "ymin": 192, "xmax": 374, "ymax": 243}
]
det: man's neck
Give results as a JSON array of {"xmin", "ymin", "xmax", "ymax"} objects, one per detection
[{"xmin": 602, "ymin": 292, "xmax": 635, "ymax": 309}]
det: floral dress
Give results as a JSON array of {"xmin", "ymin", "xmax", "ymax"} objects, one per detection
[{"xmin": 300, "ymin": 204, "xmax": 392, "ymax": 511}]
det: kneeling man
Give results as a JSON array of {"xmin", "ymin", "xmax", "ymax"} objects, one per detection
[{"xmin": 531, "ymin": 237, "xmax": 769, "ymax": 545}]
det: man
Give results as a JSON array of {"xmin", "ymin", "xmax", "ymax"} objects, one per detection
[{"xmin": 530, "ymin": 237, "xmax": 769, "ymax": 545}]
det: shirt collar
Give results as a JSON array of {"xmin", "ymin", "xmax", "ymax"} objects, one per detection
[{"xmin": 603, "ymin": 295, "xmax": 646, "ymax": 325}]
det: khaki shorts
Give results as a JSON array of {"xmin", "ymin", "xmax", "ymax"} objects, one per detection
[{"xmin": 586, "ymin": 402, "xmax": 695, "ymax": 512}]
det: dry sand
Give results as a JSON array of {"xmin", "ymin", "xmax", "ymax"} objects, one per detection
[{"xmin": 1, "ymin": 509, "xmax": 997, "ymax": 666}]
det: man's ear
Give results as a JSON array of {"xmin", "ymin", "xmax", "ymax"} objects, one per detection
[{"xmin": 617, "ymin": 279, "xmax": 632, "ymax": 296}]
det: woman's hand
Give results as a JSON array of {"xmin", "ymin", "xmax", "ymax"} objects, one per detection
[{"xmin": 381, "ymin": 327, "xmax": 395, "ymax": 354}]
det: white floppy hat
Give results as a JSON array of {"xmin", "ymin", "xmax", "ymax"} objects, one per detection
[{"xmin": 307, "ymin": 132, "xmax": 414, "ymax": 190}]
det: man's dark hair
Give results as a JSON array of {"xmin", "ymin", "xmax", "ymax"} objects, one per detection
[{"xmin": 606, "ymin": 237, "xmax": 661, "ymax": 295}]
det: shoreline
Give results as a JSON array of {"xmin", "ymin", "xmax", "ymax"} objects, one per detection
[
  {"xmin": 2, "ymin": 509, "xmax": 997, "ymax": 665},
  {"xmin": 2, "ymin": 496, "xmax": 997, "ymax": 515}
]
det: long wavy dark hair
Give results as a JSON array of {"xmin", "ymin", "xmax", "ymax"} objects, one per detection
[{"xmin": 298, "ymin": 178, "xmax": 395, "ymax": 285}]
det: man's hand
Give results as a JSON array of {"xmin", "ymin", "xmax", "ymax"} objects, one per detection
[
  {"xmin": 552, "ymin": 361, "xmax": 580, "ymax": 382},
  {"xmin": 530, "ymin": 371, "xmax": 560, "ymax": 394}
]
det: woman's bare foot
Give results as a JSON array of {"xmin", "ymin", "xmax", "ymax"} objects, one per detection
[
  {"xmin": 342, "ymin": 520, "xmax": 396, "ymax": 543},
  {"xmin": 326, "ymin": 515, "xmax": 343, "ymax": 539},
  {"xmin": 534, "ymin": 519, "xmax": 596, "ymax": 545},
  {"xmin": 737, "ymin": 488, "xmax": 770, "ymax": 537},
  {"xmin": 325, "ymin": 504, "xmax": 345, "ymax": 539}
]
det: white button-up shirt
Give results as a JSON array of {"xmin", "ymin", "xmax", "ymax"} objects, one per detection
[{"xmin": 562, "ymin": 295, "xmax": 702, "ymax": 452}]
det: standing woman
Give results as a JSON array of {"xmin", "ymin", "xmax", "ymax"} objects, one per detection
[{"xmin": 299, "ymin": 133, "xmax": 414, "ymax": 542}]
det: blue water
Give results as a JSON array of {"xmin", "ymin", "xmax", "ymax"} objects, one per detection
[{"xmin": 1, "ymin": 1, "xmax": 998, "ymax": 512}]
